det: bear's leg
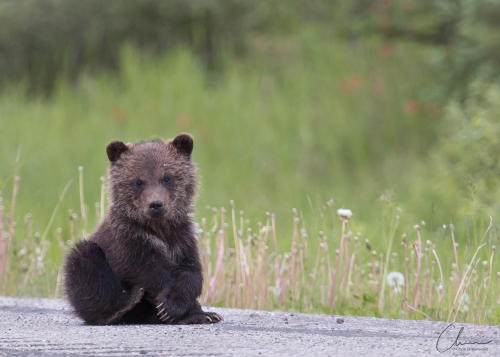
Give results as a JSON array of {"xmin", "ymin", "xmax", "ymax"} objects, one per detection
[{"xmin": 64, "ymin": 240, "xmax": 144, "ymax": 325}]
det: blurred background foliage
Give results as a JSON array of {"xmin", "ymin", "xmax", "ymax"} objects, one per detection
[
  {"xmin": 0, "ymin": 0, "xmax": 498, "ymax": 243},
  {"xmin": 2, "ymin": 0, "xmax": 500, "ymax": 98}
]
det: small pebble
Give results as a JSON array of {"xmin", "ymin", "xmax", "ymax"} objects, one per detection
[{"xmin": 336, "ymin": 318, "xmax": 344, "ymax": 324}]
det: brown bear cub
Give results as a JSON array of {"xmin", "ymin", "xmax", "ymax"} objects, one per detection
[{"xmin": 64, "ymin": 134, "xmax": 222, "ymax": 325}]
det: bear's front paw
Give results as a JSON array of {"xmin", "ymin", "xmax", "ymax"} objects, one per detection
[{"xmin": 177, "ymin": 311, "xmax": 223, "ymax": 325}]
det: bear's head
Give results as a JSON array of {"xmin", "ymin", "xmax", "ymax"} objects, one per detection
[{"xmin": 106, "ymin": 134, "xmax": 196, "ymax": 225}]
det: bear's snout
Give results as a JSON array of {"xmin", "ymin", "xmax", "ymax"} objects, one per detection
[{"xmin": 148, "ymin": 200, "xmax": 165, "ymax": 216}]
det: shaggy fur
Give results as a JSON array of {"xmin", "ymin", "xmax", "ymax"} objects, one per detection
[{"xmin": 64, "ymin": 134, "xmax": 222, "ymax": 325}]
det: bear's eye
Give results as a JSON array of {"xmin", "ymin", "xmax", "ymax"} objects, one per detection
[
  {"xmin": 134, "ymin": 179, "xmax": 145, "ymax": 188},
  {"xmin": 162, "ymin": 175, "xmax": 172, "ymax": 185}
]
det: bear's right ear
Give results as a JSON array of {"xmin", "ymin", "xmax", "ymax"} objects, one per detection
[{"xmin": 106, "ymin": 141, "xmax": 129, "ymax": 163}]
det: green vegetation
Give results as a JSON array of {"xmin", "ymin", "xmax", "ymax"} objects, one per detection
[{"xmin": 0, "ymin": 1, "xmax": 498, "ymax": 324}]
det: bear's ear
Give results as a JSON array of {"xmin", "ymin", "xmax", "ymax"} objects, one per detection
[
  {"xmin": 106, "ymin": 141, "xmax": 129, "ymax": 163},
  {"xmin": 172, "ymin": 133, "xmax": 194, "ymax": 157}
]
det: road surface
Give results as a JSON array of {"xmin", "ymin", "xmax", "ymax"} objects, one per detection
[{"xmin": 0, "ymin": 297, "xmax": 498, "ymax": 356}]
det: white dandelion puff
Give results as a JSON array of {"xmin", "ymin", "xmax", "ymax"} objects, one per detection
[
  {"xmin": 387, "ymin": 271, "xmax": 405, "ymax": 293},
  {"xmin": 336, "ymin": 208, "xmax": 352, "ymax": 219}
]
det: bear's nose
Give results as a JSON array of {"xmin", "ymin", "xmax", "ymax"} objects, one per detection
[{"xmin": 148, "ymin": 200, "xmax": 164, "ymax": 215}]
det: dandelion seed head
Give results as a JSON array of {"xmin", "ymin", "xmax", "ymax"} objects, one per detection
[
  {"xmin": 387, "ymin": 271, "xmax": 405, "ymax": 293},
  {"xmin": 337, "ymin": 208, "xmax": 352, "ymax": 219}
]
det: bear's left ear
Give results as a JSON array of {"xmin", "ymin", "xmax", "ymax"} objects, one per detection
[
  {"xmin": 106, "ymin": 141, "xmax": 129, "ymax": 163},
  {"xmin": 172, "ymin": 133, "xmax": 194, "ymax": 157}
]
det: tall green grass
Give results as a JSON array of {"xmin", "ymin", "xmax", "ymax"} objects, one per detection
[
  {"xmin": 0, "ymin": 32, "xmax": 498, "ymax": 323},
  {"xmin": 0, "ymin": 32, "xmax": 442, "ymax": 228}
]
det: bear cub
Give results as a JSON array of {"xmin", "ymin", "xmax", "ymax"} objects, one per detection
[{"xmin": 64, "ymin": 134, "xmax": 222, "ymax": 325}]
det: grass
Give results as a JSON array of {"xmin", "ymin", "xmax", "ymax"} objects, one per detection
[
  {"xmin": 0, "ymin": 30, "xmax": 443, "ymax": 230},
  {"xmin": 0, "ymin": 172, "xmax": 498, "ymax": 324},
  {"xmin": 0, "ymin": 30, "xmax": 498, "ymax": 324}
]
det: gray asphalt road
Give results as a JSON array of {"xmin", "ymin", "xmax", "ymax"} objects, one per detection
[{"xmin": 0, "ymin": 297, "xmax": 498, "ymax": 356}]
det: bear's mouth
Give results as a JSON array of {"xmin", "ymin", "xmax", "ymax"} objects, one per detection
[{"xmin": 148, "ymin": 208, "xmax": 165, "ymax": 218}]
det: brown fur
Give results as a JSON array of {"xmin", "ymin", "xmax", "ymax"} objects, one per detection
[{"xmin": 64, "ymin": 134, "xmax": 222, "ymax": 325}]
